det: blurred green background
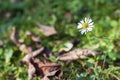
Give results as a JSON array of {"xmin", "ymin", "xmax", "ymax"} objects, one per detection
[{"xmin": 0, "ymin": 0, "xmax": 120, "ymax": 80}]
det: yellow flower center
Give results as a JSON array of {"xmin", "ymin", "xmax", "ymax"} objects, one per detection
[{"xmin": 82, "ymin": 22, "xmax": 88, "ymax": 28}]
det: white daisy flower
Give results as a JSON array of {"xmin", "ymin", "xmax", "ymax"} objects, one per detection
[{"xmin": 77, "ymin": 18, "xmax": 94, "ymax": 34}]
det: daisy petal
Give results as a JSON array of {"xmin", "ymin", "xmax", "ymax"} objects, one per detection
[
  {"xmin": 85, "ymin": 18, "xmax": 88, "ymax": 23},
  {"xmin": 80, "ymin": 20, "xmax": 84, "ymax": 24},
  {"xmin": 77, "ymin": 24, "xmax": 82, "ymax": 28},
  {"xmin": 88, "ymin": 19, "xmax": 92, "ymax": 23},
  {"xmin": 81, "ymin": 29, "xmax": 86, "ymax": 34},
  {"xmin": 87, "ymin": 27, "xmax": 93, "ymax": 31},
  {"xmin": 89, "ymin": 26, "xmax": 94, "ymax": 28},
  {"xmin": 89, "ymin": 22, "xmax": 94, "ymax": 26}
]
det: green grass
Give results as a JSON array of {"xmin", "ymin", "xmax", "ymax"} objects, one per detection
[{"xmin": 0, "ymin": 0, "xmax": 120, "ymax": 80}]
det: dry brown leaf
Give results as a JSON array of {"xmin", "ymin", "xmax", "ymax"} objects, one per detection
[
  {"xmin": 19, "ymin": 44, "xmax": 32, "ymax": 54},
  {"xmin": 31, "ymin": 35, "xmax": 41, "ymax": 43},
  {"xmin": 34, "ymin": 58, "xmax": 61, "ymax": 80},
  {"xmin": 11, "ymin": 27, "xmax": 43, "ymax": 55},
  {"xmin": 58, "ymin": 48, "xmax": 100, "ymax": 61},
  {"xmin": 41, "ymin": 76, "xmax": 49, "ymax": 80},
  {"xmin": 41, "ymin": 70, "xmax": 58, "ymax": 80},
  {"xmin": 21, "ymin": 47, "xmax": 44, "ymax": 66},
  {"xmin": 37, "ymin": 23, "xmax": 57, "ymax": 36},
  {"xmin": 10, "ymin": 27, "xmax": 62, "ymax": 80},
  {"xmin": 25, "ymin": 31, "xmax": 41, "ymax": 48},
  {"xmin": 46, "ymin": 70, "xmax": 58, "ymax": 77},
  {"xmin": 25, "ymin": 31, "xmax": 41, "ymax": 43},
  {"xmin": 32, "ymin": 47, "xmax": 44, "ymax": 57},
  {"xmin": 28, "ymin": 62, "xmax": 36, "ymax": 80},
  {"xmin": 10, "ymin": 27, "xmax": 32, "ymax": 54},
  {"xmin": 64, "ymin": 12, "xmax": 72, "ymax": 19},
  {"xmin": 0, "ymin": 40, "xmax": 4, "ymax": 47},
  {"xmin": 22, "ymin": 54, "xmax": 33, "ymax": 64},
  {"xmin": 10, "ymin": 27, "xmax": 21, "ymax": 47}
]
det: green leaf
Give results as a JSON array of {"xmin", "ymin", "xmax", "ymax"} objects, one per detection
[
  {"xmin": 76, "ymin": 77, "xmax": 84, "ymax": 80},
  {"xmin": 110, "ymin": 20, "xmax": 118, "ymax": 27},
  {"xmin": 4, "ymin": 48, "xmax": 13, "ymax": 62},
  {"xmin": 108, "ymin": 52, "xmax": 118, "ymax": 61},
  {"xmin": 86, "ymin": 58, "xmax": 95, "ymax": 68},
  {"xmin": 0, "ymin": 49, "xmax": 3, "ymax": 55},
  {"xmin": 49, "ymin": 56, "xmax": 58, "ymax": 62}
]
